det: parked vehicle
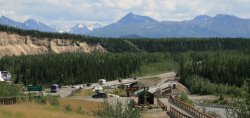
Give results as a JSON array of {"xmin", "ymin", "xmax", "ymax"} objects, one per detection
[
  {"xmin": 86, "ymin": 83, "xmax": 92, "ymax": 87},
  {"xmin": 51, "ymin": 84, "xmax": 60, "ymax": 93},
  {"xmin": 92, "ymin": 93, "xmax": 107, "ymax": 98},
  {"xmin": 99, "ymin": 79, "xmax": 106, "ymax": 85}
]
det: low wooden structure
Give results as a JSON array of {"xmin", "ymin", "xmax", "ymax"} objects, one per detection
[
  {"xmin": 137, "ymin": 90, "xmax": 154, "ymax": 105},
  {"xmin": 169, "ymin": 96, "xmax": 214, "ymax": 118},
  {"xmin": 0, "ymin": 96, "xmax": 40, "ymax": 105},
  {"xmin": 169, "ymin": 106, "xmax": 192, "ymax": 118}
]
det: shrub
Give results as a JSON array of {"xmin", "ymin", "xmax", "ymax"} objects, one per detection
[
  {"xmin": 47, "ymin": 96, "xmax": 59, "ymax": 106},
  {"xmin": 64, "ymin": 104, "xmax": 72, "ymax": 112},
  {"xmin": 35, "ymin": 95, "xmax": 59, "ymax": 106},
  {"xmin": 93, "ymin": 100, "xmax": 142, "ymax": 118},
  {"xmin": 175, "ymin": 92, "xmax": 193, "ymax": 106},
  {"xmin": 0, "ymin": 83, "xmax": 22, "ymax": 97}
]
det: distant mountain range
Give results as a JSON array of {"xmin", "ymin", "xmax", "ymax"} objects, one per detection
[
  {"xmin": 88, "ymin": 13, "xmax": 250, "ymax": 38},
  {"xmin": 1, "ymin": 13, "xmax": 250, "ymax": 38},
  {"xmin": 0, "ymin": 16, "xmax": 56, "ymax": 32},
  {"xmin": 0, "ymin": 16, "xmax": 102, "ymax": 34}
]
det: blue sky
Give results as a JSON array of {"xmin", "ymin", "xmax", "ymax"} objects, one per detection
[{"xmin": 0, "ymin": 0, "xmax": 250, "ymax": 28}]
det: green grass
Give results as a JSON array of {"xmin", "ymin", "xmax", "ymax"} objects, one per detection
[
  {"xmin": 133, "ymin": 59, "xmax": 178, "ymax": 76},
  {"xmin": 0, "ymin": 110, "xmax": 24, "ymax": 118},
  {"xmin": 0, "ymin": 83, "xmax": 23, "ymax": 97}
]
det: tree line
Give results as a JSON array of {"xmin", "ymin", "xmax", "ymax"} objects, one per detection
[
  {"xmin": 0, "ymin": 53, "xmax": 172, "ymax": 85},
  {"xmin": 176, "ymin": 51, "xmax": 250, "ymax": 95}
]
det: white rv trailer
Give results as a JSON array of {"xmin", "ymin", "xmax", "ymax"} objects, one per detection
[
  {"xmin": 0, "ymin": 71, "xmax": 11, "ymax": 81},
  {"xmin": 99, "ymin": 79, "xmax": 106, "ymax": 85}
]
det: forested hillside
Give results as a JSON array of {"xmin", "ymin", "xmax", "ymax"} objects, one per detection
[
  {"xmin": 0, "ymin": 24, "xmax": 250, "ymax": 96},
  {"xmin": 175, "ymin": 51, "xmax": 250, "ymax": 95},
  {"xmin": 0, "ymin": 53, "xmax": 174, "ymax": 85}
]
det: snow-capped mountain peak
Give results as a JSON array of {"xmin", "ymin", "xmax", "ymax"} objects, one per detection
[
  {"xmin": 78, "ymin": 24, "xmax": 85, "ymax": 28},
  {"xmin": 87, "ymin": 23, "xmax": 102, "ymax": 31},
  {"xmin": 23, "ymin": 18, "xmax": 56, "ymax": 32},
  {"xmin": 69, "ymin": 23, "xmax": 102, "ymax": 34}
]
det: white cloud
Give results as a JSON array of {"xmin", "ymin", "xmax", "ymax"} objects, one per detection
[
  {"xmin": 160, "ymin": 0, "xmax": 176, "ymax": 11},
  {"xmin": 0, "ymin": 9, "xmax": 31, "ymax": 22},
  {"xmin": 0, "ymin": 0, "xmax": 250, "ymax": 27}
]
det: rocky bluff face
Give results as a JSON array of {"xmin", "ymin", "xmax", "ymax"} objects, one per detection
[{"xmin": 0, "ymin": 32, "xmax": 106, "ymax": 57}]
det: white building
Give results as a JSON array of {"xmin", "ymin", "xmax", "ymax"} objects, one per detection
[
  {"xmin": 93, "ymin": 86, "xmax": 103, "ymax": 94},
  {"xmin": 99, "ymin": 79, "xmax": 106, "ymax": 85},
  {"xmin": 0, "ymin": 71, "xmax": 11, "ymax": 81}
]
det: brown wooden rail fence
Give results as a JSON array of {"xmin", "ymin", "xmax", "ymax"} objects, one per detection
[
  {"xmin": 170, "ymin": 106, "xmax": 192, "ymax": 118},
  {"xmin": 0, "ymin": 96, "xmax": 40, "ymax": 105},
  {"xmin": 169, "ymin": 96, "xmax": 214, "ymax": 118},
  {"xmin": 0, "ymin": 97, "xmax": 17, "ymax": 105}
]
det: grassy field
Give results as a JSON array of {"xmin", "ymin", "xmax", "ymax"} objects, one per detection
[
  {"xmin": 133, "ymin": 59, "xmax": 178, "ymax": 76},
  {"xmin": 0, "ymin": 98, "xmax": 101, "ymax": 118},
  {"xmin": 139, "ymin": 77, "xmax": 161, "ymax": 87},
  {"xmin": 73, "ymin": 89, "xmax": 93, "ymax": 97},
  {"xmin": 104, "ymin": 87, "xmax": 127, "ymax": 97},
  {"xmin": 60, "ymin": 98, "xmax": 101, "ymax": 115}
]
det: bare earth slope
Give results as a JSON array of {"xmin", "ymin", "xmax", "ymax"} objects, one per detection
[{"xmin": 0, "ymin": 32, "xmax": 106, "ymax": 57}]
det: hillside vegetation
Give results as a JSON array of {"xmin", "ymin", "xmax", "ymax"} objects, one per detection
[
  {"xmin": 0, "ymin": 53, "xmax": 174, "ymax": 85},
  {"xmin": 0, "ymin": 24, "xmax": 250, "ymax": 96}
]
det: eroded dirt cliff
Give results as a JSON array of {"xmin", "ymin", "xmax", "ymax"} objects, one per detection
[{"xmin": 0, "ymin": 32, "xmax": 106, "ymax": 57}]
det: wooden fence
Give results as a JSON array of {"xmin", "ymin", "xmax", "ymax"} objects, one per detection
[
  {"xmin": 0, "ymin": 97, "xmax": 17, "ymax": 105},
  {"xmin": 169, "ymin": 96, "xmax": 214, "ymax": 118},
  {"xmin": 0, "ymin": 96, "xmax": 40, "ymax": 105},
  {"xmin": 157, "ymin": 98, "xmax": 192, "ymax": 118},
  {"xmin": 170, "ymin": 106, "xmax": 192, "ymax": 118}
]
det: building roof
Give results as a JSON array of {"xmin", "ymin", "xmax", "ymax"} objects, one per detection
[{"xmin": 136, "ymin": 89, "xmax": 154, "ymax": 96}]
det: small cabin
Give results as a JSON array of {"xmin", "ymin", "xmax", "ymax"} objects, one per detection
[
  {"xmin": 137, "ymin": 89, "xmax": 154, "ymax": 105},
  {"xmin": 99, "ymin": 79, "xmax": 106, "ymax": 85}
]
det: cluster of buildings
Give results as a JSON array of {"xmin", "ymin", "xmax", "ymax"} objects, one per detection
[{"xmin": 92, "ymin": 78, "xmax": 176, "ymax": 106}]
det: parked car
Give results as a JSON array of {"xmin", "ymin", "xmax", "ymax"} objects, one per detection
[
  {"xmin": 86, "ymin": 83, "xmax": 92, "ymax": 87},
  {"xmin": 92, "ymin": 93, "xmax": 107, "ymax": 98},
  {"xmin": 99, "ymin": 79, "xmax": 106, "ymax": 85},
  {"xmin": 51, "ymin": 84, "xmax": 60, "ymax": 93}
]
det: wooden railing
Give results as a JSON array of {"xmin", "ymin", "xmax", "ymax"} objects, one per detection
[
  {"xmin": 0, "ymin": 96, "xmax": 40, "ymax": 105},
  {"xmin": 170, "ymin": 106, "xmax": 192, "ymax": 118},
  {"xmin": 0, "ymin": 97, "xmax": 17, "ymax": 105},
  {"xmin": 169, "ymin": 96, "xmax": 214, "ymax": 118}
]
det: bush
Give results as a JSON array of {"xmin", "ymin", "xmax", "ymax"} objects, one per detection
[
  {"xmin": 0, "ymin": 83, "xmax": 22, "ymax": 97},
  {"xmin": 47, "ymin": 96, "xmax": 59, "ymax": 106},
  {"xmin": 35, "ymin": 95, "xmax": 59, "ymax": 106},
  {"xmin": 64, "ymin": 104, "xmax": 72, "ymax": 112},
  {"xmin": 93, "ymin": 100, "xmax": 142, "ymax": 118},
  {"xmin": 36, "ymin": 96, "xmax": 47, "ymax": 104},
  {"xmin": 175, "ymin": 92, "xmax": 193, "ymax": 106}
]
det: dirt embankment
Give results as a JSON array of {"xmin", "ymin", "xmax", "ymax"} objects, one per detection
[{"xmin": 0, "ymin": 32, "xmax": 106, "ymax": 57}]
